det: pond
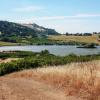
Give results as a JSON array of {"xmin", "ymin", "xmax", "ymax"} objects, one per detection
[{"xmin": 0, "ymin": 45, "xmax": 100, "ymax": 56}]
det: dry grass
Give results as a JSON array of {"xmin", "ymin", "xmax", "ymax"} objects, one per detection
[
  {"xmin": 49, "ymin": 34, "xmax": 100, "ymax": 44},
  {"xmin": 0, "ymin": 41, "xmax": 17, "ymax": 46},
  {"xmin": 9, "ymin": 61, "xmax": 100, "ymax": 100},
  {"xmin": 0, "ymin": 58, "xmax": 19, "ymax": 63}
]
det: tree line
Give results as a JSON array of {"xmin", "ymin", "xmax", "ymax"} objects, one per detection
[{"xmin": 65, "ymin": 32, "xmax": 100, "ymax": 36}]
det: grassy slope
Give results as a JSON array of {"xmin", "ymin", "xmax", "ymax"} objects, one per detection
[
  {"xmin": 8, "ymin": 60, "xmax": 100, "ymax": 100},
  {"xmin": 49, "ymin": 34, "xmax": 100, "ymax": 45}
]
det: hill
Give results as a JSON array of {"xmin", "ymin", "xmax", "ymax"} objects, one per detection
[
  {"xmin": 0, "ymin": 21, "xmax": 59, "ymax": 44},
  {"xmin": 23, "ymin": 23, "xmax": 59, "ymax": 36}
]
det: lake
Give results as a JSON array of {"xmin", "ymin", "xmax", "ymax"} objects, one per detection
[{"xmin": 0, "ymin": 45, "xmax": 100, "ymax": 56}]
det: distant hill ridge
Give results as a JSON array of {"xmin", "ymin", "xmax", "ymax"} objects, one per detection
[{"xmin": 0, "ymin": 21, "xmax": 59, "ymax": 38}]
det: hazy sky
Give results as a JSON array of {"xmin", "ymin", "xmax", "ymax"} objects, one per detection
[{"xmin": 0, "ymin": 0, "xmax": 100, "ymax": 33}]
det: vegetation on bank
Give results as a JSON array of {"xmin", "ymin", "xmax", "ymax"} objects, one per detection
[
  {"xmin": 0, "ymin": 37, "xmax": 98, "ymax": 46},
  {"xmin": 0, "ymin": 51, "xmax": 37, "ymax": 59},
  {"xmin": 0, "ymin": 34, "xmax": 100, "ymax": 46},
  {"xmin": 0, "ymin": 33, "xmax": 100, "ymax": 46},
  {"xmin": 0, "ymin": 41, "xmax": 18, "ymax": 46},
  {"xmin": 0, "ymin": 50, "xmax": 100, "ymax": 76}
]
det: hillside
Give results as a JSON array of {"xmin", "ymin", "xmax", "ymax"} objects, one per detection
[
  {"xmin": 0, "ymin": 21, "xmax": 59, "ymax": 44},
  {"xmin": 23, "ymin": 23, "xmax": 59, "ymax": 36}
]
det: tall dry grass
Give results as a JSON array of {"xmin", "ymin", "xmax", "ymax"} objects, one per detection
[{"xmin": 9, "ymin": 60, "xmax": 100, "ymax": 100}]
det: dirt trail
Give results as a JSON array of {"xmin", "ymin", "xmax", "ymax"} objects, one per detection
[{"xmin": 0, "ymin": 77, "xmax": 83, "ymax": 100}]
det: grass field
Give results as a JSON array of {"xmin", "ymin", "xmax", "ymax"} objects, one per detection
[
  {"xmin": 49, "ymin": 34, "xmax": 100, "ymax": 45},
  {"xmin": 10, "ymin": 60, "xmax": 100, "ymax": 100},
  {"xmin": 0, "ymin": 41, "xmax": 18, "ymax": 46}
]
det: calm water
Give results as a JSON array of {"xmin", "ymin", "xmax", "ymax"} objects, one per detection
[{"xmin": 0, "ymin": 45, "xmax": 100, "ymax": 56}]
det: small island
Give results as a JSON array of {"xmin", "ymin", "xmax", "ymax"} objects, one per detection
[{"xmin": 77, "ymin": 43, "xmax": 97, "ymax": 48}]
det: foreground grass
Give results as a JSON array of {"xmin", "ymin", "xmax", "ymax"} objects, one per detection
[
  {"xmin": 49, "ymin": 34, "xmax": 100, "ymax": 45},
  {"xmin": 11, "ymin": 61, "xmax": 100, "ymax": 100}
]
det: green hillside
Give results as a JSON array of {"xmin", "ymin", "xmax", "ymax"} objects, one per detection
[{"xmin": 0, "ymin": 21, "xmax": 59, "ymax": 45}]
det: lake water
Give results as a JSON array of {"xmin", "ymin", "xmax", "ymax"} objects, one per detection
[{"xmin": 0, "ymin": 45, "xmax": 100, "ymax": 56}]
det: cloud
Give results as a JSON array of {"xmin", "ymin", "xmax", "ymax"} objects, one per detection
[
  {"xmin": 13, "ymin": 6, "xmax": 43, "ymax": 12},
  {"xmin": 6, "ymin": 14, "xmax": 100, "ymax": 33},
  {"xmin": 18, "ymin": 14, "xmax": 100, "ymax": 21},
  {"xmin": 34, "ymin": 14, "xmax": 100, "ymax": 20},
  {"xmin": 77, "ymin": 14, "xmax": 100, "ymax": 17},
  {"xmin": 13, "ymin": 13, "xmax": 100, "ymax": 24}
]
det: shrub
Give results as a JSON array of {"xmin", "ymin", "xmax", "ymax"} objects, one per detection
[{"xmin": 0, "ymin": 50, "xmax": 100, "ymax": 76}]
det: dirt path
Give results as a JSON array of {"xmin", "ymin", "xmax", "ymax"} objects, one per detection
[{"xmin": 0, "ymin": 77, "xmax": 83, "ymax": 100}]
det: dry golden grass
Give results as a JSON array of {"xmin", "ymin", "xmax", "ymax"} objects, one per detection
[
  {"xmin": 9, "ymin": 61, "xmax": 100, "ymax": 100},
  {"xmin": 0, "ymin": 58, "xmax": 19, "ymax": 63},
  {"xmin": 0, "ymin": 41, "xmax": 17, "ymax": 46},
  {"xmin": 49, "ymin": 34, "xmax": 100, "ymax": 44}
]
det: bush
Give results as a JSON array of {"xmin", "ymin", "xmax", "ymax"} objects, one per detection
[{"xmin": 0, "ymin": 50, "xmax": 100, "ymax": 76}]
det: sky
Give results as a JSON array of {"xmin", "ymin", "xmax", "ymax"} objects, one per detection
[{"xmin": 0, "ymin": 0, "xmax": 100, "ymax": 33}]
